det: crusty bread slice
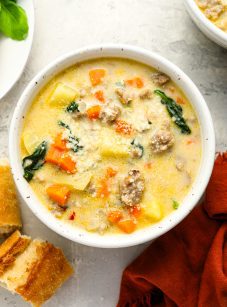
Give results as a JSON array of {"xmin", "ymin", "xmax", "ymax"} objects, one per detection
[
  {"xmin": 0, "ymin": 160, "xmax": 22, "ymax": 237},
  {"xmin": 0, "ymin": 230, "xmax": 30, "ymax": 276},
  {"xmin": 0, "ymin": 231, "xmax": 74, "ymax": 306}
]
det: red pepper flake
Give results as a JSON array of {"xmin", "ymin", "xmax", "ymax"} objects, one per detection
[{"xmin": 69, "ymin": 211, "xmax": 76, "ymax": 220}]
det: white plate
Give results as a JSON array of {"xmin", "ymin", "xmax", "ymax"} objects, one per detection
[{"xmin": 0, "ymin": 0, "xmax": 34, "ymax": 99}]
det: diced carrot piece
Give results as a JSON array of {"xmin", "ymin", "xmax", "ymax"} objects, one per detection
[
  {"xmin": 87, "ymin": 105, "xmax": 101, "ymax": 120},
  {"xmin": 45, "ymin": 145, "xmax": 63, "ymax": 165},
  {"xmin": 108, "ymin": 211, "xmax": 123, "ymax": 224},
  {"xmin": 118, "ymin": 219, "xmax": 136, "ymax": 234},
  {"xmin": 130, "ymin": 205, "xmax": 141, "ymax": 218},
  {"xmin": 46, "ymin": 146, "xmax": 76, "ymax": 173},
  {"xmin": 59, "ymin": 155, "xmax": 77, "ymax": 174},
  {"xmin": 106, "ymin": 167, "xmax": 117, "ymax": 178},
  {"xmin": 89, "ymin": 69, "xmax": 106, "ymax": 86},
  {"xmin": 115, "ymin": 119, "xmax": 134, "ymax": 135},
  {"xmin": 125, "ymin": 77, "xmax": 144, "ymax": 88},
  {"xmin": 94, "ymin": 90, "xmax": 105, "ymax": 103},
  {"xmin": 53, "ymin": 133, "xmax": 68, "ymax": 151},
  {"xmin": 97, "ymin": 179, "xmax": 109, "ymax": 198},
  {"xmin": 176, "ymin": 97, "xmax": 185, "ymax": 105},
  {"xmin": 46, "ymin": 184, "xmax": 70, "ymax": 206}
]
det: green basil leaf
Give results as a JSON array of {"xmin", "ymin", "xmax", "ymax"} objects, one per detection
[{"xmin": 0, "ymin": 0, "xmax": 28, "ymax": 40}]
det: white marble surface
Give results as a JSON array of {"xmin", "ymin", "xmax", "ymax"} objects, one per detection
[{"xmin": 0, "ymin": 0, "xmax": 227, "ymax": 306}]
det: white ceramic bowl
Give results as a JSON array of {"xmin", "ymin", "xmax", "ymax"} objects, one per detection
[
  {"xmin": 184, "ymin": 0, "xmax": 227, "ymax": 48},
  {"xmin": 9, "ymin": 45, "xmax": 215, "ymax": 248}
]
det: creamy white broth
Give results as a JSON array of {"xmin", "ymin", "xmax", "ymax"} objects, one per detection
[
  {"xmin": 196, "ymin": 0, "xmax": 227, "ymax": 33},
  {"xmin": 21, "ymin": 58, "xmax": 201, "ymax": 235}
]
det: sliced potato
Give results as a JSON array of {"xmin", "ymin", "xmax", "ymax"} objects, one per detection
[
  {"xmin": 47, "ymin": 82, "xmax": 79, "ymax": 107},
  {"xmin": 22, "ymin": 131, "xmax": 41, "ymax": 154},
  {"xmin": 99, "ymin": 128, "xmax": 130, "ymax": 158},
  {"xmin": 36, "ymin": 164, "xmax": 92, "ymax": 191},
  {"xmin": 142, "ymin": 197, "xmax": 162, "ymax": 222},
  {"xmin": 52, "ymin": 172, "xmax": 92, "ymax": 191}
]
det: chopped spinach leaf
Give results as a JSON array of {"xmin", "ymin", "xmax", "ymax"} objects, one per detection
[
  {"xmin": 66, "ymin": 101, "xmax": 79, "ymax": 113},
  {"xmin": 58, "ymin": 121, "xmax": 83, "ymax": 153},
  {"xmin": 172, "ymin": 199, "xmax": 179, "ymax": 210},
  {"xmin": 58, "ymin": 120, "xmax": 71, "ymax": 131},
  {"xmin": 22, "ymin": 141, "xmax": 47, "ymax": 182},
  {"xmin": 154, "ymin": 90, "xmax": 191, "ymax": 134}
]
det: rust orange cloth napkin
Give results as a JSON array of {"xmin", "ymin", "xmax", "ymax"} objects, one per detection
[{"xmin": 117, "ymin": 153, "xmax": 227, "ymax": 307}]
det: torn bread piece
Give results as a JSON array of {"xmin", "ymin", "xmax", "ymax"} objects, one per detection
[
  {"xmin": 0, "ymin": 231, "xmax": 74, "ymax": 306},
  {"xmin": 0, "ymin": 230, "xmax": 30, "ymax": 276},
  {"xmin": 0, "ymin": 159, "xmax": 22, "ymax": 237}
]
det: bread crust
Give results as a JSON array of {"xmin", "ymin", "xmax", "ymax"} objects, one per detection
[
  {"xmin": 0, "ymin": 164, "xmax": 22, "ymax": 236},
  {"xmin": 0, "ymin": 230, "xmax": 30, "ymax": 276},
  {"xmin": 16, "ymin": 242, "xmax": 74, "ymax": 306}
]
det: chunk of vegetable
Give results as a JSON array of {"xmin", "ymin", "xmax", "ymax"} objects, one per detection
[
  {"xmin": 143, "ymin": 199, "xmax": 162, "ymax": 221},
  {"xmin": 36, "ymin": 165, "xmax": 92, "ymax": 191},
  {"xmin": 48, "ymin": 83, "xmax": 79, "ymax": 107},
  {"xmin": 108, "ymin": 211, "xmax": 122, "ymax": 223},
  {"xmin": 99, "ymin": 128, "xmax": 130, "ymax": 158},
  {"xmin": 87, "ymin": 105, "xmax": 101, "ymax": 120},
  {"xmin": 53, "ymin": 133, "xmax": 68, "ymax": 151},
  {"xmin": 59, "ymin": 155, "xmax": 77, "ymax": 174},
  {"xmin": 89, "ymin": 69, "xmax": 106, "ymax": 86},
  {"xmin": 45, "ymin": 145, "xmax": 62, "ymax": 165},
  {"xmin": 125, "ymin": 77, "xmax": 144, "ymax": 88},
  {"xmin": 46, "ymin": 184, "xmax": 70, "ymax": 206},
  {"xmin": 94, "ymin": 90, "xmax": 105, "ymax": 103},
  {"xmin": 52, "ymin": 172, "xmax": 92, "ymax": 190},
  {"xmin": 115, "ymin": 120, "xmax": 134, "ymax": 135},
  {"xmin": 106, "ymin": 167, "xmax": 117, "ymax": 178},
  {"xmin": 22, "ymin": 131, "xmax": 41, "ymax": 155},
  {"xmin": 118, "ymin": 219, "xmax": 136, "ymax": 233},
  {"xmin": 100, "ymin": 142, "xmax": 130, "ymax": 158},
  {"xmin": 45, "ymin": 145, "xmax": 76, "ymax": 174}
]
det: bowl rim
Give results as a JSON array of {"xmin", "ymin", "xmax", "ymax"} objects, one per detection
[
  {"xmin": 184, "ymin": 0, "xmax": 227, "ymax": 48},
  {"xmin": 9, "ymin": 44, "xmax": 215, "ymax": 248}
]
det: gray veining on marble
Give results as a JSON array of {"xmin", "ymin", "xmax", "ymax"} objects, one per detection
[{"xmin": 0, "ymin": 0, "xmax": 226, "ymax": 306}]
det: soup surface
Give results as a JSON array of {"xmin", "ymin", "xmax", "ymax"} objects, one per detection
[
  {"xmin": 21, "ymin": 58, "xmax": 201, "ymax": 235},
  {"xmin": 196, "ymin": 0, "xmax": 227, "ymax": 32}
]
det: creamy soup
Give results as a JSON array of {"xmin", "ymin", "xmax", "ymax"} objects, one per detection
[
  {"xmin": 196, "ymin": 0, "xmax": 227, "ymax": 32},
  {"xmin": 20, "ymin": 58, "xmax": 201, "ymax": 235}
]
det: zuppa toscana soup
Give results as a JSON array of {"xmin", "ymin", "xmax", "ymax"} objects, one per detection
[
  {"xmin": 196, "ymin": 0, "xmax": 227, "ymax": 32},
  {"xmin": 20, "ymin": 58, "xmax": 201, "ymax": 235}
]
